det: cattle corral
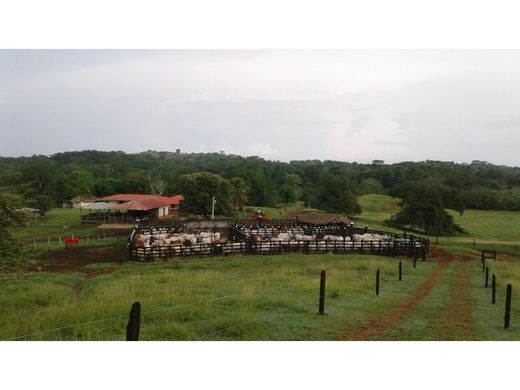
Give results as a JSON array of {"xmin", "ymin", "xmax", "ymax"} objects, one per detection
[{"xmin": 127, "ymin": 220, "xmax": 429, "ymax": 261}]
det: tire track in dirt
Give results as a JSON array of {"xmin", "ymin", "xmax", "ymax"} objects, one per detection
[
  {"xmin": 341, "ymin": 254, "xmax": 450, "ymax": 341},
  {"xmin": 437, "ymin": 256, "xmax": 474, "ymax": 340}
]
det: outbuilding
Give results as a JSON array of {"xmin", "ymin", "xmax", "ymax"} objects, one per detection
[
  {"xmin": 296, "ymin": 211, "xmax": 352, "ymax": 225},
  {"xmin": 70, "ymin": 194, "xmax": 98, "ymax": 209}
]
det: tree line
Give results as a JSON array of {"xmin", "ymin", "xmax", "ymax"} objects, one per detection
[{"xmin": 1, "ymin": 150, "xmax": 520, "ymax": 219}]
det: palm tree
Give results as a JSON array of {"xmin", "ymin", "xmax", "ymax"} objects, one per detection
[{"xmin": 229, "ymin": 177, "xmax": 249, "ymax": 211}]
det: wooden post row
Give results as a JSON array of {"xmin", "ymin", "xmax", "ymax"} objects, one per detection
[
  {"xmin": 505, "ymin": 284, "xmax": 512, "ymax": 329},
  {"xmin": 492, "ymin": 274, "xmax": 496, "ymax": 305},
  {"xmin": 318, "ymin": 270, "xmax": 326, "ymax": 315},
  {"xmin": 376, "ymin": 269, "xmax": 380, "ymax": 296},
  {"xmin": 126, "ymin": 301, "xmax": 141, "ymax": 341}
]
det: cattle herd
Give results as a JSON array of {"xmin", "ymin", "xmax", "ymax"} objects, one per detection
[{"xmin": 128, "ymin": 224, "xmax": 428, "ymax": 261}]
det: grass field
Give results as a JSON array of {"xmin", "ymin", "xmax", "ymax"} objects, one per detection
[
  {"xmin": 3, "ymin": 195, "xmax": 520, "ymax": 341},
  {"xmin": 0, "ymin": 254, "xmax": 434, "ymax": 341},
  {"xmin": 9, "ymin": 208, "xmax": 98, "ymax": 241},
  {"xmin": 357, "ymin": 194, "xmax": 520, "ymax": 246}
]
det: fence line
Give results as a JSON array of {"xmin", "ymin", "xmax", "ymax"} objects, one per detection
[
  {"xmin": 128, "ymin": 239, "xmax": 427, "ymax": 261},
  {"xmin": 4, "ymin": 285, "xmax": 288, "ymax": 341},
  {"xmin": 5, "ymin": 314, "xmax": 128, "ymax": 341}
]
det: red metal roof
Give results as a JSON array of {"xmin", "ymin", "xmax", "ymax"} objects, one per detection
[
  {"xmin": 168, "ymin": 195, "xmax": 185, "ymax": 204},
  {"xmin": 100, "ymin": 193, "xmax": 184, "ymax": 205}
]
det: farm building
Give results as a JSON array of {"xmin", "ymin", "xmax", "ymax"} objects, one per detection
[
  {"xmin": 99, "ymin": 194, "xmax": 184, "ymax": 218},
  {"xmin": 80, "ymin": 194, "xmax": 185, "ymax": 223},
  {"xmin": 296, "ymin": 211, "xmax": 351, "ymax": 225},
  {"xmin": 69, "ymin": 194, "xmax": 99, "ymax": 209}
]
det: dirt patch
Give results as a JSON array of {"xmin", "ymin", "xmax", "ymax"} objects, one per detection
[
  {"xmin": 342, "ymin": 259, "xmax": 449, "ymax": 341},
  {"xmin": 82, "ymin": 267, "xmax": 117, "ymax": 279},
  {"xmin": 341, "ymin": 247, "xmax": 477, "ymax": 341},
  {"xmin": 40, "ymin": 246, "xmax": 127, "ymax": 272},
  {"xmin": 437, "ymin": 258, "xmax": 474, "ymax": 340}
]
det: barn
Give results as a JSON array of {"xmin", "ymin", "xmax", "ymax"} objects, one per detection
[
  {"xmin": 98, "ymin": 194, "xmax": 184, "ymax": 219},
  {"xmin": 69, "ymin": 194, "xmax": 99, "ymax": 209},
  {"xmin": 81, "ymin": 194, "xmax": 184, "ymax": 223},
  {"xmin": 296, "ymin": 211, "xmax": 352, "ymax": 225}
]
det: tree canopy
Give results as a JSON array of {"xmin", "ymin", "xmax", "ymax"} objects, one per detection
[
  {"xmin": 1, "ymin": 150, "xmax": 520, "ymax": 216},
  {"xmin": 179, "ymin": 172, "xmax": 232, "ymax": 217},
  {"xmin": 0, "ymin": 193, "xmax": 25, "ymax": 259},
  {"xmin": 386, "ymin": 182, "xmax": 464, "ymax": 235}
]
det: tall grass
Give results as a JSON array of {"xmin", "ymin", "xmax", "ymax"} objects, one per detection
[{"xmin": 0, "ymin": 253, "xmax": 435, "ymax": 341}]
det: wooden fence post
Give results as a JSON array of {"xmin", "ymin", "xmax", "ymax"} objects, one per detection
[
  {"xmin": 482, "ymin": 259, "xmax": 485, "ymax": 273},
  {"xmin": 126, "ymin": 301, "xmax": 141, "ymax": 341},
  {"xmin": 413, "ymin": 255, "xmax": 417, "ymax": 269},
  {"xmin": 505, "ymin": 284, "xmax": 512, "ymax": 329},
  {"xmin": 376, "ymin": 269, "xmax": 380, "ymax": 296},
  {"xmin": 485, "ymin": 267, "xmax": 489, "ymax": 288},
  {"xmin": 318, "ymin": 270, "xmax": 326, "ymax": 315},
  {"xmin": 399, "ymin": 261, "xmax": 402, "ymax": 281},
  {"xmin": 492, "ymin": 274, "xmax": 496, "ymax": 304}
]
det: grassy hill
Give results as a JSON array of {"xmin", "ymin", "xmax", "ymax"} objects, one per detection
[{"xmin": 356, "ymin": 193, "xmax": 520, "ymax": 245}]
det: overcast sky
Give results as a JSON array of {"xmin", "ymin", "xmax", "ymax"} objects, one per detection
[{"xmin": 1, "ymin": 50, "xmax": 520, "ymax": 166}]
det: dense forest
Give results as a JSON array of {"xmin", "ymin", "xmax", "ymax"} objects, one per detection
[{"xmin": 1, "ymin": 150, "xmax": 520, "ymax": 216}]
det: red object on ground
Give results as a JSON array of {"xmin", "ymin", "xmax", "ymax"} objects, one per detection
[{"xmin": 64, "ymin": 237, "xmax": 80, "ymax": 247}]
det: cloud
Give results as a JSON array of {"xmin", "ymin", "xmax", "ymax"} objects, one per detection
[
  {"xmin": 2, "ymin": 50, "xmax": 520, "ymax": 165},
  {"xmin": 322, "ymin": 107, "xmax": 415, "ymax": 162}
]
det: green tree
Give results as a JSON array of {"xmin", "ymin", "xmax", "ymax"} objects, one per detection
[
  {"xmin": 359, "ymin": 178, "xmax": 384, "ymax": 194},
  {"xmin": 29, "ymin": 194, "xmax": 55, "ymax": 215},
  {"xmin": 278, "ymin": 184, "xmax": 297, "ymax": 205},
  {"xmin": 387, "ymin": 183, "xmax": 464, "ymax": 235},
  {"xmin": 314, "ymin": 176, "xmax": 361, "ymax": 215},
  {"xmin": 179, "ymin": 172, "xmax": 232, "ymax": 217},
  {"xmin": 229, "ymin": 177, "xmax": 249, "ymax": 211},
  {"xmin": 67, "ymin": 170, "xmax": 96, "ymax": 195},
  {"xmin": 21, "ymin": 159, "xmax": 56, "ymax": 193},
  {"xmin": 0, "ymin": 193, "xmax": 25, "ymax": 259}
]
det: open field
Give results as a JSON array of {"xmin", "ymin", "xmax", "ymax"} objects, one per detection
[
  {"xmin": 357, "ymin": 194, "xmax": 520, "ymax": 247},
  {"xmin": 1, "ymin": 254, "xmax": 435, "ymax": 341},
  {"xmin": 9, "ymin": 208, "xmax": 98, "ymax": 241},
  {"xmin": 3, "ymin": 195, "xmax": 520, "ymax": 341}
]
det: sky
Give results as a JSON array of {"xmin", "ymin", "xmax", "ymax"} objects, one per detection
[{"xmin": 1, "ymin": 49, "xmax": 520, "ymax": 166}]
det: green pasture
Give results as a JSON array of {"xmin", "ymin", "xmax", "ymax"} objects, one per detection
[
  {"xmin": 356, "ymin": 194, "xmax": 520, "ymax": 245},
  {"xmin": 4, "ymin": 194, "xmax": 520, "ymax": 341},
  {"xmin": 9, "ymin": 208, "xmax": 98, "ymax": 241},
  {"xmin": 0, "ymin": 254, "xmax": 434, "ymax": 341}
]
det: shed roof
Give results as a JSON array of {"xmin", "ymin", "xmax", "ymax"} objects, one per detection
[
  {"xmin": 71, "ymin": 194, "xmax": 98, "ymax": 203},
  {"xmin": 81, "ymin": 202, "xmax": 111, "ymax": 210},
  {"xmin": 110, "ymin": 198, "xmax": 173, "ymax": 211},
  {"xmin": 297, "ymin": 212, "xmax": 351, "ymax": 225},
  {"xmin": 99, "ymin": 193, "xmax": 184, "ymax": 205},
  {"xmin": 16, "ymin": 207, "xmax": 41, "ymax": 213}
]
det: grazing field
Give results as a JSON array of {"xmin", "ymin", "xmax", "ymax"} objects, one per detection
[
  {"xmin": 9, "ymin": 208, "xmax": 98, "ymax": 241},
  {"xmin": 357, "ymin": 194, "xmax": 520, "ymax": 246},
  {"xmin": 1, "ymin": 254, "xmax": 436, "ymax": 341},
  {"xmin": 3, "ymin": 195, "xmax": 520, "ymax": 341}
]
